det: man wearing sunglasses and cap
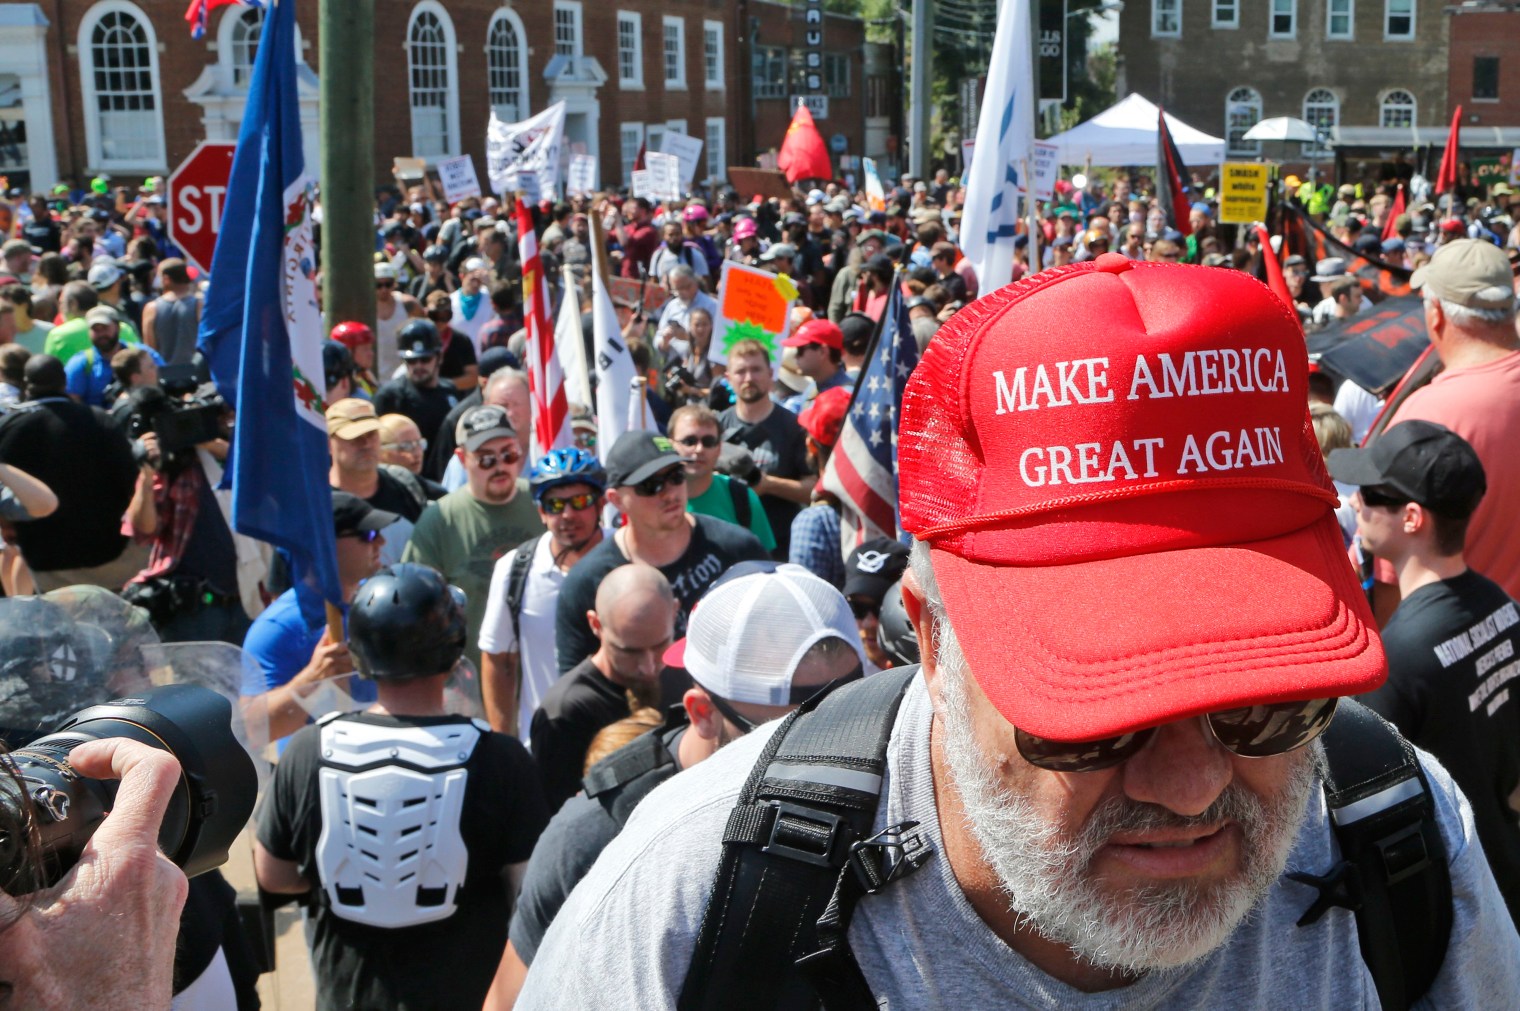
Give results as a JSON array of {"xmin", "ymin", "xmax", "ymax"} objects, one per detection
[
  {"xmin": 520, "ymin": 254, "xmax": 1519, "ymax": 1007},
  {"xmin": 553, "ymin": 431, "xmax": 769, "ymax": 676}
]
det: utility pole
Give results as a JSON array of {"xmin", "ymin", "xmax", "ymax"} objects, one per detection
[
  {"xmin": 908, "ymin": 0, "xmax": 932, "ymax": 179},
  {"xmin": 319, "ymin": 0, "xmax": 375, "ymax": 332}
]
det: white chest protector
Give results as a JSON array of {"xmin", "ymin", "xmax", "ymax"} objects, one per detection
[{"xmin": 313, "ymin": 715, "xmax": 489, "ymax": 929}]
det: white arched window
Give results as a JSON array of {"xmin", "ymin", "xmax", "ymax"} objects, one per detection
[
  {"xmin": 228, "ymin": 6, "xmax": 262, "ymax": 89},
  {"xmin": 407, "ymin": 3, "xmax": 459, "ymax": 158},
  {"xmin": 487, "ymin": 10, "xmax": 529, "ymax": 122},
  {"xmin": 1380, "ymin": 89, "xmax": 1416, "ymax": 129},
  {"xmin": 1302, "ymin": 87, "xmax": 1338, "ymax": 156},
  {"xmin": 78, "ymin": 1, "xmax": 165, "ymax": 170},
  {"xmin": 1225, "ymin": 86, "xmax": 1262, "ymax": 157}
]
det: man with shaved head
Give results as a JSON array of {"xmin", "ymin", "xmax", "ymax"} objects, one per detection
[
  {"xmin": 531, "ymin": 564, "xmax": 678, "ymax": 813},
  {"xmin": 430, "ymin": 366, "xmax": 532, "ymax": 485}
]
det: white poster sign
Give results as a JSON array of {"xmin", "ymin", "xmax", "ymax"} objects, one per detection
[
  {"xmin": 1031, "ymin": 141, "xmax": 1059, "ymax": 202},
  {"xmin": 567, "ymin": 153, "xmax": 598, "ymax": 198},
  {"xmin": 630, "ymin": 169, "xmax": 654, "ymax": 201},
  {"xmin": 658, "ymin": 131, "xmax": 705, "ymax": 188},
  {"xmin": 436, "ymin": 155, "xmax": 481, "ymax": 203},
  {"xmin": 644, "ymin": 151, "xmax": 683, "ymax": 202}
]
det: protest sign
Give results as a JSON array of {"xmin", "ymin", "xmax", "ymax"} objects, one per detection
[
  {"xmin": 644, "ymin": 152, "xmax": 683, "ymax": 202},
  {"xmin": 630, "ymin": 169, "xmax": 654, "ymax": 201},
  {"xmin": 567, "ymin": 154, "xmax": 598, "ymax": 197},
  {"xmin": 727, "ymin": 168, "xmax": 793, "ymax": 202},
  {"xmin": 486, "ymin": 102, "xmax": 566, "ymax": 199},
  {"xmin": 863, "ymin": 157, "xmax": 886, "ymax": 211},
  {"xmin": 606, "ymin": 275, "xmax": 669, "ymax": 314},
  {"xmin": 1219, "ymin": 162, "xmax": 1270, "ymax": 224},
  {"xmin": 658, "ymin": 131, "xmax": 705, "ymax": 187},
  {"xmin": 436, "ymin": 155, "xmax": 481, "ymax": 203},
  {"xmin": 1031, "ymin": 141, "xmax": 1058, "ymax": 201},
  {"xmin": 713, "ymin": 260, "xmax": 796, "ymax": 362}
]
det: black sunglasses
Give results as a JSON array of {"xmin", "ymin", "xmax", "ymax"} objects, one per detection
[
  {"xmin": 676, "ymin": 434, "xmax": 721, "ymax": 449},
  {"xmin": 339, "ymin": 528, "xmax": 382, "ymax": 543},
  {"xmin": 540, "ymin": 491, "xmax": 598, "ymax": 515},
  {"xmin": 1357, "ymin": 486, "xmax": 1409, "ymax": 510},
  {"xmin": 632, "ymin": 467, "xmax": 687, "ymax": 497},
  {"xmin": 474, "ymin": 448, "xmax": 522, "ymax": 470},
  {"xmin": 849, "ymin": 598, "xmax": 880, "ymax": 620},
  {"xmin": 1014, "ymin": 697, "xmax": 1339, "ymax": 773}
]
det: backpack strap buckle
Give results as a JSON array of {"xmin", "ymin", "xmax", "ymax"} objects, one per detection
[
  {"xmin": 760, "ymin": 801, "xmax": 851, "ymax": 868},
  {"xmin": 848, "ymin": 820, "xmax": 932, "ymax": 895}
]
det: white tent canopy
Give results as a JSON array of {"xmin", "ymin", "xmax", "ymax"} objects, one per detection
[{"xmin": 1045, "ymin": 93, "xmax": 1225, "ymax": 168}]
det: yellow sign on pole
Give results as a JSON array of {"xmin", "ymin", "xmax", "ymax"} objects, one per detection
[{"xmin": 1219, "ymin": 163, "xmax": 1270, "ymax": 224}]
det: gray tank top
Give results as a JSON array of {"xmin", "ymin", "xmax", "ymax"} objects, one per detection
[{"xmin": 150, "ymin": 294, "xmax": 200, "ymax": 365}]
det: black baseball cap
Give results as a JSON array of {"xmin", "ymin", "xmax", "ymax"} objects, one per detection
[
  {"xmin": 843, "ymin": 538, "xmax": 911, "ymax": 604},
  {"xmin": 332, "ymin": 491, "xmax": 399, "ymax": 537},
  {"xmin": 1327, "ymin": 420, "xmax": 1486, "ymax": 517},
  {"xmin": 455, "ymin": 404, "xmax": 516, "ymax": 453},
  {"xmin": 606, "ymin": 431, "xmax": 685, "ymax": 487}
]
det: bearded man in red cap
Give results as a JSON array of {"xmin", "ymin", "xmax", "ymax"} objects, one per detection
[{"xmin": 515, "ymin": 255, "xmax": 1520, "ymax": 1007}]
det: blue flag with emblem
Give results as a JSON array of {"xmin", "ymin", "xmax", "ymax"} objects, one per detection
[
  {"xmin": 960, "ymin": 0, "xmax": 1036, "ymax": 293},
  {"xmin": 196, "ymin": 0, "xmax": 339, "ymax": 622},
  {"xmin": 819, "ymin": 281, "xmax": 920, "ymax": 553}
]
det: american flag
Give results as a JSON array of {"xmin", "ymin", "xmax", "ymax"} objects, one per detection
[
  {"xmin": 517, "ymin": 201, "xmax": 571, "ymax": 456},
  {"xmin": 819, "ymin": 281, "xmax": 919, "ymax": 554}
]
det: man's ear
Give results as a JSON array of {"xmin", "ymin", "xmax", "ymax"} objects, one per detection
[
  {"xmin": 606, "ymin": 486, "xmax": 626, "ymax": 515},
  {"xmin": 900, "ymin": 566, "xmax": 933, "ymax": 674},
  {"xmin": 684, "ymin": 688, "xmax": 722, "ymax": 741},
  {"xmin": 586, "ymin": 609, "xmax": 602, "ymax": 640}
]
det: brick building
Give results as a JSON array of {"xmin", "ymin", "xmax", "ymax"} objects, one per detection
[
  {"xmin": 1117, "ymin": 0, "xmax": 1453, "ymax": 178},
  {"xmin": 1448, "ymin": 2, "xmax": 1520, "ymax": 127},
  {"xmin": 0, "ymin": 0, "xmax": 875, "ymax": 196}
]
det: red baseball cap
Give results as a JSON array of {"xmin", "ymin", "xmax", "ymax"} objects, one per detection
[
  {"xmin": 798, "ymin": 386, "xmax": 852, "ymax": 447},
  {"xmin": 899, "ymin": 253, "xmax": 1384, "ymax": 742},
  {"xmin": 782, "ymin": 318, "xmax": 845, "ymax": 350}
]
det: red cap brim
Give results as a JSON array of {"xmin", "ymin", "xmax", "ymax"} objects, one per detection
[
  {"xmin": 663, "ymin": 638, "xmax": 687, "ymax": 670},
  {"xmin": 932, "ymin": 511, "xmax": 1386, "ymax": 741}
]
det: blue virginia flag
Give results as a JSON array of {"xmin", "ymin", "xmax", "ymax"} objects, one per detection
[{"xmin": 198, "ymin": 0, "xmax": 339, "ymax": 621}]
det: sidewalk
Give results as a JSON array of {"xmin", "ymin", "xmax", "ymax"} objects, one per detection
[{"xmin": 223, "ymin": 825, "xmax": 317, "ymax": 1009}]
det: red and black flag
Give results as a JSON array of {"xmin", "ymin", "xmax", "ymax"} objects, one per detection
[
  {"xmin": 1156, "ymin": 107, "xmax": 1192, "ymax": 238},
  {"xmin": 1284, "ymin": 203, "xmax": 1413, "ymax": 302}
]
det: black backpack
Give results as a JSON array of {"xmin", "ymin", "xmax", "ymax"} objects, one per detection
[
  {"xmin": 678, "ymin": 668, "xmax": 1453, "ymax": 1011},
  {"xmin": 502, "ymin": 534, "xmax": 546, "ymax": 650}
]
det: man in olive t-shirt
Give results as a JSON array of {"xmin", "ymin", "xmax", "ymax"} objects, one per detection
[{"xmin": 403, "ymin": 406, "xmax": 544, "ymax": 676}]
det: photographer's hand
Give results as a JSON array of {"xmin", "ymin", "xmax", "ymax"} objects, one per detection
[{"xmin": 0, "ymin": 739, "xmax": 188, "ymax": 1010}]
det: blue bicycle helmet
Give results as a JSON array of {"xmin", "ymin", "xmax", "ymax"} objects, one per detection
[{"xmin": 529, "ymin": 448, "xmax": 608, "ymax": 502}]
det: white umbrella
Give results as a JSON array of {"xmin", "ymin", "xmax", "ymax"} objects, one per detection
[{"xmin": 1242, "ymin": 117, "xmax": 1320, "ymax": 143}]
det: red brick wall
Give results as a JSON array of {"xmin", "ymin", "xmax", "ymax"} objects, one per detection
[
  {"xmin": 1448, "ymin": 11, "xmax": 1520, "ymax": 128},
  {"xmin": 748, "ymin": 0, "xmax": 866, "ymax": 179}
]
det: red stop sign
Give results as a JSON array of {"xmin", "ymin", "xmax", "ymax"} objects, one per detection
[{"xmin": 168, "ymin": 141, "xmax": 237, "ymax": 276}]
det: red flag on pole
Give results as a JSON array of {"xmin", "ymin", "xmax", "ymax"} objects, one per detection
[
  {"xmin": 516, "ymin": 201, "xmax": 571, "ymax": 457},
  {"xmin": 1381, "ymin": 184, "xmax": 1406, "ymax": 242},
  {"xmin": 1434, "ymin": 106, "xmax": 1462, "ymax": 197},
  {"xmin": 1156, "ymin": 107, "xmax": 1193, "ymax": 238},
  {"xmin": 1255, "ymin": 225, "xmax": 1296, "ymax": 324},
  {"xmin": 777, "ymin": 102, "xmax": 832, "ymax": 184}
]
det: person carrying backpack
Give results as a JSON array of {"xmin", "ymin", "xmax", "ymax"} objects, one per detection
[
  {"xmin": 477, "ymin": 448, "xmax": 610, "ymax": 739},
  {"xmin": 517, "ymin": 256, "xmax": 1520, "ymax": 1008}
]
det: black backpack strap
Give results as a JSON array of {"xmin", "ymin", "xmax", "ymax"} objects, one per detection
[
  {"xmin": 504, "ymin": 534, "xmax": 543, "ymax": 650},
  {"xmin": 725, "ymin": 475, "xmax": 752, "ymax": 530},
  {"xmin": 679, "ymin": 666, "xmax": 927, "ymax": 1011},
  {"xmin": 1290, "ymin": 699, "xmax": 1452, "ymax": 1011},
  {"xmin": 582, "ymin": 719, "xmax": 682, "ymax": 828}
]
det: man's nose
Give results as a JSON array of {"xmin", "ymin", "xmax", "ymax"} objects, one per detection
[{"xmin": 1119, "ymin": 717, "xmax": 1233, "ymax": 818}]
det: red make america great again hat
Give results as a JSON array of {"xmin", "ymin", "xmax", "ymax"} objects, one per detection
[{"xmin": 899, "ymin": 253, "xmax": 1385, "ymax": 742}]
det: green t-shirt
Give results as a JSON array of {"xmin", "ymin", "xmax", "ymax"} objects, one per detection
[
  {"xmin": 401, "ymin": 481, "xmax": 545, "ymax": 668},
  {"xmin": 15, "ymin": 321, "xmax": 51, "ymax": 355},
  {"xmin": 43, "ymin": 315, "xmax": 142, "ymax": 362},
  {"xmin": 686, "ymin": 473, "xmax": 776, "ymax": 553}
]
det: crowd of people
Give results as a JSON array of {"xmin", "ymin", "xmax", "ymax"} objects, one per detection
[{"xmin": 0, "ymin": 153, "xmax": 1518, "ymax": 1009}]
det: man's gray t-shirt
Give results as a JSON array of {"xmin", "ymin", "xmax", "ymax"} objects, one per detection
[{"xmin": 519, "ymin": 675, "xmax": 1520, "ymax": 1008}]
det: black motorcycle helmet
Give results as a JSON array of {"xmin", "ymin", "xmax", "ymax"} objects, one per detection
[
  {"xmin": 349, "ymin": 564, "xmax": 467, "ymax": 681},
  {"xmin": 876, "ymin": 577, "xmax": 920, "ymax": 668},
  {"xmin": 397, "ymin": 318, "xmax": 442, "ymax": 360}
]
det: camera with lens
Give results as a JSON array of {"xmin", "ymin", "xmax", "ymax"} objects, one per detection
[
  {"xmin": 0, "ymin": 684, "xmax": 256, "ymax": 893},
  {"xmin": 126, "ymin": 364, "xmax": 228, "ymax": 470}
]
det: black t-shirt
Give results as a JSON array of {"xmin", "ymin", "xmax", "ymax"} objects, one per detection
[
  {"xmin": 554, "ymin": 514, "xmax": 770, "ymax": 675},
  {"xmin": 529, "ymin": 657, "xmax": 629, "ymax": 814},
  {"xmin": 718, "ymin": 404, "xmax": 811, "ymax": 557},
  {"xmin": 173, "ymin": 468, "xmax": 239, "ymax": 594},
  {"xmin": 510, "ymin": 725, "xmax": 684, "ymax": 964},
  {"xmin": 0, "ymin": 398, "xmax": 136, "ymax": 571},
  {"xmin": 257, "ymin": 712, "xmax": 548, "ymax": 1011},
  {"xmin": 1361, "ymin": 569, "xmax": 1520, "ymax": 922},
  {"xmin": 373, "ymin": 378, "xmax": 461, "ymax": 473},
  {"xmin": 439, "ymin": 330, "xmax": 478, "ymax": 385},
  {"xmin": 22, "ymin": 218, "xmax": 61, "ymax": 254},
  {"xmin": 424, "ymin": 388, "xmax": 483, "ymax": 480}
]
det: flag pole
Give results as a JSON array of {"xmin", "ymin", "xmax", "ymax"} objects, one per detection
[{"xmin": 1022, "ymin": 158, "xmax": 1038, "ymax": 282}]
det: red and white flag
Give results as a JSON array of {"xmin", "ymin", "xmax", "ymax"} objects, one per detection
[{"xmin": 517, "ymin": 201, "xmax": 571, "ymax": 458}]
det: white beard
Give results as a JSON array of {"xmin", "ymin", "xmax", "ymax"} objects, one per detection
[{"xmin": 934, "ymin": 622, "xmax": 1320, "ymax": 974}]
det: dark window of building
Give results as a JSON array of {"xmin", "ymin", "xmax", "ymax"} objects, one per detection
[{"xmin": 1474, "ymin": 57, "xmax": 1500, "ymax": 101}]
